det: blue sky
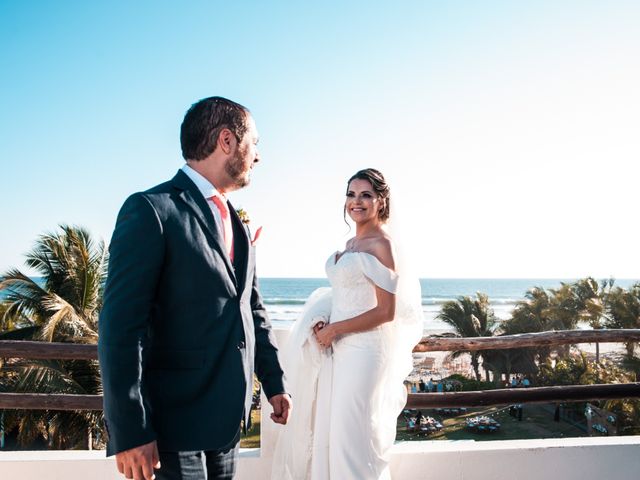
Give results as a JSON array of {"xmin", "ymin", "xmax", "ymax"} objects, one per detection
[{"xmin": 1, "ymin": 1, "xmax": 639, "ymax": 278}]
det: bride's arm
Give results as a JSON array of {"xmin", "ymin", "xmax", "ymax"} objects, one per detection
[{"xmin": 315, "ymin": 287, "xmax": 396, "ymax": 346}]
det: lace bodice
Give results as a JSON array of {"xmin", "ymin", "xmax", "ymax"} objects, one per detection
[{"xmin": 325, "ymin": 251, "xmax": 399, "ymax": 323}]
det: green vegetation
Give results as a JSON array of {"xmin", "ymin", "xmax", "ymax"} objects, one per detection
[
  {"xmin": 0, "ymin": 225, "xmax": 107, "ymax": 449},
  {"xmin": 239, "ymin": 409, "xmax": 262, "ymax": 448},
  {"xmin": 535, "ymin": 354, "xmax": 640, "ymax": 436}
]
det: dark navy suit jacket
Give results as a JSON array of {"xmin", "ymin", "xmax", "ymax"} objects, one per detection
[{"xmin": 98, "ymin": 170, "xmax": 286, "ymax": 455}]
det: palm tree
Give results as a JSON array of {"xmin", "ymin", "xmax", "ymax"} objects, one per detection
[
  {"xmin": 501, "ymin": 283, "xmax": 588, "ymax": 374},
  {"xmin": 547, "ymin": 282, "xmax": 582, "ymax": 332},
  {"xmin": 503, "ymin": 287, "xmax": 556, "ymax": 364},
  {"xmin": 572, "ymin": 277, "xmax": 614, "ymax": 363},
  {"xmin": 492, "ymin": 317, "xmax": 538, "ymax": 385},
  {"xmin": 437, "ymin": 293, "xmax": 498, "ymax": 381},
  {"xmin": 506, "ymin": 283, "xmax": 581, "ymax": 334},
  {"xmin": 605, "ymin": 284, "xmax": 640, "ymax": 360},
  {"xmin": 0, "ymin": 225, "xmax": 107, "ymax": 449},
  {"xmin": 0, "ymin": 225, "xmax": 106, "ymax": 341}
]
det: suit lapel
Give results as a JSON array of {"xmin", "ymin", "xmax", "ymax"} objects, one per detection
[{"xmin": 171, "ymin": 170, "xmax": 237, "ymax": 286}]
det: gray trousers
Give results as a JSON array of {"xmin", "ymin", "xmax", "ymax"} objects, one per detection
[{"xmin": 155, "ymin": 431, "xmax": 240, "ymax": 480}]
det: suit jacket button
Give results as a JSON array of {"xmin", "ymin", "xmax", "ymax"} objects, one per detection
[{"xmin": 238, "ymin": 341, "xmax": 245, "ymax": 349}]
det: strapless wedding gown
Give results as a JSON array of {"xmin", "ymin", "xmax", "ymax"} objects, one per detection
[{"xmin": 272, "ymin": 251, "xmax": 422, "ymax": 480}]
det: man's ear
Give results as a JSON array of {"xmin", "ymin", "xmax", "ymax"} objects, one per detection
[{"xmin": 218, "ymin": 128, "xmax": 236, "ymax": 155}]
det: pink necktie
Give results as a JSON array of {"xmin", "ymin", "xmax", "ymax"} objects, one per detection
[{"xmin": 211, "ymin": 195, "xmax": 234, "ymax": 262}]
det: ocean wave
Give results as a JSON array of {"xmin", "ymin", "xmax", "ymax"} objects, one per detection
[
  {"xmin": 264, "ymin": 298, "xmax": 307, "ymax": 305},
  {"xmin": 264, "ymin": 297, "xmax": 520, "ymax": 307},
  {"xmin": 422, "ymin": 297, "xmax": 519, "ymax": 306}
]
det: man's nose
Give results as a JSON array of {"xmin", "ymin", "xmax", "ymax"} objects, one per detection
[{"xmin": 254, "ymin": 150, "xmax": 261, "ymax": 163}]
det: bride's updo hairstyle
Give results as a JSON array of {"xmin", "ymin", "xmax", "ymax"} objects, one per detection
[{"xmin": 346, "ymin": 168, "xmax": 391, "ymax": 223}]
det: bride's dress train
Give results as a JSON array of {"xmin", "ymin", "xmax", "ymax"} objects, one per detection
[{"xmin": 272, "ymin": 251, "xmax": 423, "ymax": 479}]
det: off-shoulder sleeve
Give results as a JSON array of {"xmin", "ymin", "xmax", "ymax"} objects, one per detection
[{"xmin": 358, "ymin": 252, "xmax": 399, "ymax": 293}]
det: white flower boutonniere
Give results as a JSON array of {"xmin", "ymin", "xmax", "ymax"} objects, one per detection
[
  {"xmin": 236, "ymin": 208, "xmax": 262, "ymax": 246},
  {"xmin": 236, "ymin": 208, "xmax": 250, "ymax": 224}
]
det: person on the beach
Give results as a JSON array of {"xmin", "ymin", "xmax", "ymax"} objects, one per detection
[
  {"xmin": 272, "ymin": 168, "xmax": 423, "ymax": 479},
  {"xmin": 98, "ymin": 96, "xmax": 291, "ymax": 480}
]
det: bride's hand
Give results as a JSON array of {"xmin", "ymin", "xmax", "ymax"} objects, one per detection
[
  {"xmin": 314, "ymin": 323, "xmax": 337, "ymax": 349},
  {"xmin": 312, "ymin": 321, "xmax": 325, "ymax": 336}
]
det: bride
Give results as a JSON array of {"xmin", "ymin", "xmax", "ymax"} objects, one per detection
[{"xmin": 272, "ymin": 168, "xmax": 423, "ymax": 479}]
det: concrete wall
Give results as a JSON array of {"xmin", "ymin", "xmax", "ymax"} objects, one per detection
[{"xmin": 2, "ymin": 437, "xmax": 640, "ymax": 480}]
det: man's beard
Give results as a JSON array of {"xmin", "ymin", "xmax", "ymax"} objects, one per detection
[{"xmin": 225, "ymin": 150, "xmax": 251, "ymax": 189}]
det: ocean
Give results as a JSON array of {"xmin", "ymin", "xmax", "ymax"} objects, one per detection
[
  {"xmin": 261, "ymin": 278, "xmax": 640, "ymax": 332},
  {"xmin": 2, "ymin": 278, "xmax": 638, "ymax": 333}
]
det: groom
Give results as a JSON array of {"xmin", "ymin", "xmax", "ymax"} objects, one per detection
[{"xmin": 98, "ymin": 96, "xmax": 291, "ymax": 480}]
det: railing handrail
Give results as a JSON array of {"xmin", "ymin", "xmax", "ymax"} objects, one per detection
[
  {"xmin": 0, "ymin": 393, "xmax": 103, "ymax": 411},
  {"xmin": 0, "ymin": 340, "xmax": 97, "ymax": 360},
  {"xmin": 406, "ymin": 383, "xmax": 640, "ymax": 408},
  {"xmin": 1, "ymin": 329, "xmax": 640, "ymax": 410},
  {"xmin": 414, "ymin": 329, "xmax": 640, "ymax": 352},
  {"xmin": 2, "ymin": 329, "xmax": 639, "ymax": 359},
  {"xmin": 2, "ymin": 384, "xmax": 639, "ymax": 411}
]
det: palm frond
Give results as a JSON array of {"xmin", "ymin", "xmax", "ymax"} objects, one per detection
[
  {"xmin": 12, "ymin": 359, "xmax": 92, "ymax": 394},
  {"xmin": 0, "ymin": 269, "xmax": 50, "ymax": 322}
]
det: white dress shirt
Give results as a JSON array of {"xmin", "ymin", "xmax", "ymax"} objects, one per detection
[{"xmin": 181, "ymin": 164, "xmax": 229, "ymax": 237}]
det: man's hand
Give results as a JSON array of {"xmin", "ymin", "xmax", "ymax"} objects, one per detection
[
  {"xmin": 268, "ymin": 393, "xmax": 292, "ymax": 425},
  {"xmin": 115, "ymin": 440, "xmax": 160, "ymax": 480}
]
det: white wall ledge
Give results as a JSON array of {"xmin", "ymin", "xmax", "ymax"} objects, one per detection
[{"xmin": 2, "ymin": 437, "xmax": 640, "ymax": 479}]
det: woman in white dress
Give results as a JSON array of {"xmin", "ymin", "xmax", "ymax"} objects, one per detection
[{"xmin": 272, "ymin": 169, "xmax": 423, "ymax": 480}]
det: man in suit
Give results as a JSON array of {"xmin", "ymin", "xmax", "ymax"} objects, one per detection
[{"xmin": 98, "ymin": 96, "xmax": 291, "ymax": 480}]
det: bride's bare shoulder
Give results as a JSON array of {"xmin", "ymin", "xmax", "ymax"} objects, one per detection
[{"xmin": 365, "ymin": 235, "xmax": 395, "ymax": 271}]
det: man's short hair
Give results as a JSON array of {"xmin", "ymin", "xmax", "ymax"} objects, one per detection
[{"xmin": 180, "ymin": 96, "xmax": 249, "ymax": 161}]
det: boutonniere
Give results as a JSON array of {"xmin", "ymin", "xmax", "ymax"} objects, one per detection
[
  {"xmin": 236, "ymin": 208, "xmax": 251, "ymax": 224},
  {"xmin": 236, "ymin": 208, "xmax": 262, "ymax": 246}
]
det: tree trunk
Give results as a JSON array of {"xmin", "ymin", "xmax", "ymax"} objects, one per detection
[
  {"xmin": 471, "ymin": 354, "xmax": 481, "ymax": 381},
  {"xmin": 626, "ymin": 342, "xmax": 635, "ymax": 358}
]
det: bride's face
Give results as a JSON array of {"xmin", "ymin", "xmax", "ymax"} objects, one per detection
[{"xmin": 345, "ymin": 179, "xmax": 383, "ymax": 224}]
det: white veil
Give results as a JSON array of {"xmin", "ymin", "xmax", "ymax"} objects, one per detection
[{"xmin": 372, "ymin": 181, "xmax": 425, "ymax": 457}]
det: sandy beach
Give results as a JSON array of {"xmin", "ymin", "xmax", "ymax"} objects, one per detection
[{"xmin": 408, "ymin": 339, "xmax": 629, "ymax": 384}]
